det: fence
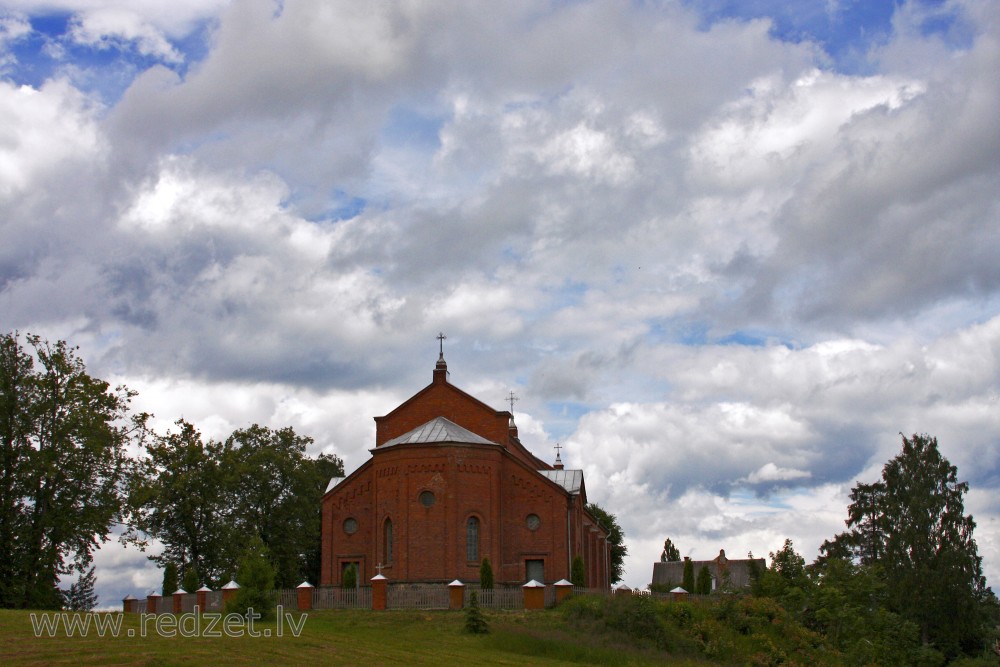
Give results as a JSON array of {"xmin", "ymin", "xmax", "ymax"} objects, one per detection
[
  {"xmin": 466, "ymin": 586, "xmax": 522, "ymax": 609},
  {"xmin": 313, "ymin": 586, "xmax": 372, "ymax": 609},
  {"xmin": 124, "ymin": 580, "xmax": 583, "ymax": 613},
  {"xmin": 387, "ymin": 584, "xmax": 451, "ymax": 609}
]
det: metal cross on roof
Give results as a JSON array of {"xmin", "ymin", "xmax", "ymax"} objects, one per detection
[
  {"xmin": 507, "ymin": 390, "xmax": 518, "ymax": 413},
  {"xmin": 376, "ymin": 562, "xmax": 384, "ymax": 575},
  {"xmin": 436, "ymin": 332, "xmax": 446, "ymax": 359},
  {"xmin": 554, "ymin": 442, "xmax": 563, "ymax": 461}
]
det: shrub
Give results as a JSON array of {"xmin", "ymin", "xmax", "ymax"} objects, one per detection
[
  {"xmin": 605, "ymin": 593, "xmax": 668, "ymax": 649},
  {"xmin": 571, "ymin": 555, "xmax": 586, "ymax": 587}
]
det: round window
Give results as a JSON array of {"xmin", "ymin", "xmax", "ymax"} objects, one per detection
[
  {"xmin": 526, "ymin": 514, "xmax": 541, "ymax": 531},
  {"xmin": 343, "ymin": 518, "xmax": 358, "ymax": 535},
  {"xmin": 419, "ymin": 491, "xmax": 436, "ymax": 507}
]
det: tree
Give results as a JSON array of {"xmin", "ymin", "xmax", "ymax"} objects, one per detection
[
  {"xmin": 585, "ymin": 503, "xmax": 627, "ymax": 585},
  {"xmin": 222, "ymin": 425, "xmax": 344, "ymax": 588},
  {"xmin": 227, "ymin": 537, "xmax": 276, "ymax": 621},
  {"xmin": 0, "ymin": 333, "xmax": 146, "ymax": 608},
  {"xmin": 479, "ymin": 557, "xmax": 494, "ymax": 590},
  {"xmin": 571, "ymin": 555, "xmax": 586, "ymax": 587},
  {"xmin": 682, "ymin": 558, "xmax": 694, "ymax": 592},
  {"xmin": 124, "ymin": 420, "xmax": 232, "ymax": 587},
  {"xmin": 464, "ymin": 591, "xmax": 489, "ymax": 634},
  {"xmin": 827, "ymin": 434, "xmax": 993, "ymax": 657},
  {"xmin": 62, "ymin": 566, "xmax": 98, "ymax": 611},
  {"xmin": 696, "ymin": 565, "xmax": 712, "ymax": 595},
  {"xmin": 162, "ymin": 562, "xmax": 178, "ymax": 597},
  {"xmin": 660, "ymin": 538, "xmax": 680, "ymax": 562},
  {"xmin": 341, "ymin": 563, "xmax": 357, "ymax": 589},
  {"xmin": 181, "ymin": 566, "xmax": 199, "ymax": 593}
]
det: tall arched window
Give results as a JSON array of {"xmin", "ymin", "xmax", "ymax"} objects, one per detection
[
  {"xmin": 383, "ymin": 518, "xmax": 393, "ymax": 564},
  {"xmin": 466, "ymin": 516, "xmax": 480, "ymax": 561}
]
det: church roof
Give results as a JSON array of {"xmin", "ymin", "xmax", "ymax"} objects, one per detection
[
  {"xmin": 380, "ymin": 416, "xmax": 498, "ymax": 447},
  {"xmin": 538, "ymin": 469, "xmax": 583, "ymax": 494}
]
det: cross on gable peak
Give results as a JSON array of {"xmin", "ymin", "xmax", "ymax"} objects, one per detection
[{"xmin": 436, "ymin": 332, "xmax": 446, "ymax": 359}]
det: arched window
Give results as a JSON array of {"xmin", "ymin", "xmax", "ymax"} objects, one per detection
[
  {"xmin": 466, "ymin": 516, "xmax": 480, "ymax": 561},
  {"xmin": 383, "ymin": 518, "xmax": 393, "ymax": 564}
]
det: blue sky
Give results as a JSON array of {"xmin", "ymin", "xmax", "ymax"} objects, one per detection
[{"xmin": 2, "ymin": 0, "xmax": 998, "ymax": 606}]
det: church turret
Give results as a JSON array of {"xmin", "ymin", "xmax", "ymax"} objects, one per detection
[{"xmin": 554, "ymin": 442, "xmax": 564, "ymax": 470}]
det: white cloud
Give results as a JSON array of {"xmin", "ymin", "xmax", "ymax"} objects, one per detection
[
  {"xmin": 68, "ymin": 9, "xmax": 183, "ymax": 63},
  {"xmin": 3, "ymin": 0, "xmax": 999, "ymax": 601}
]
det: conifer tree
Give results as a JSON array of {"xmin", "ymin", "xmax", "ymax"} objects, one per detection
[
  {"xmin": 682, "ymin": 558, "xmax": 694, "ymax": 592},
  {"xmin": 571, "ymin": 555, "xmax": 586, "ymax": 587},
  {"xmin": 63, "ymin": 566, "xmax": 98, "ymax": 611},
  {"xmin": 479, "ymin": 557, "xmax": 494, "ymax": 590},
  {"xmin": 162, "ymin": 562, "xmax": 178, "ymax": 597},
  {"xmin": 696, "ymin": 565, "xmax": 712, "ymax": 595}
]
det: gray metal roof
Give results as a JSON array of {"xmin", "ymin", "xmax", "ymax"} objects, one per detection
[
  {"xmin": 538, "ymin": 469, "xmax": 583, "ymax": 494},
  {"xmin": 381, "ymin": 416, "xmax": 498, "ymax": 447},
  {"xmin": 325, "ymin": 477, "xmax": 345, "ymax": 493}
]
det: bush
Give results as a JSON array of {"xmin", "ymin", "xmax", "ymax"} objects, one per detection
[{"xmin": 604, "ymin": 594, "xmax": 668, "ymax": 649}]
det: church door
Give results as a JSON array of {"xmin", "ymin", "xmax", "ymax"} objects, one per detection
[{"xmin": 526, "ymin": 559, "xmax": 544, "ymax": 583}]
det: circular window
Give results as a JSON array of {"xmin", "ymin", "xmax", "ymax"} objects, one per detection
[
  {"xmin": 419, "ymin": 491, "xmax": 436, "ymax": 507},
  {"xmin": 343, "ymin": 518, "xmax": 358, "ymax": 535},
  {"xmin": 526, "ymin": 514, "xmax": 541, "ymax": 531}
]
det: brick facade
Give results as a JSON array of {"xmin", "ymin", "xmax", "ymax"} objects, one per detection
[{"xmin": 321, "ymin": 356, "xmax": 611, "ymax": 588}]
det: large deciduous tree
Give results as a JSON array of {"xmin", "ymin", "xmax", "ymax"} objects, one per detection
[
  {"xmin": 126, "ymin": 421, "xmax": 343, "ymax": 589},
  {"xmin": 586, "ymin": 503, "xmax": 627, "ymax": 585},
  {"xmin": 0, "ymin": 332, "xmax": 145, "ymax": 609},
  {"xmin": 824, "ymin": 433, "xmax": 993, "ymax": 657},
  {"xmin": 125, "ymin": 420, "xmax": 232, "ymax": 586},
  {"xmin": 222, "ymin": 424, "xmax": 343, "ymax": 587}
]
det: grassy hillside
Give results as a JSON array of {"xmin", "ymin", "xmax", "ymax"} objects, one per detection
[{"xmin": 0, "ymin": 594, "xmax": 846, "ymax": 666}]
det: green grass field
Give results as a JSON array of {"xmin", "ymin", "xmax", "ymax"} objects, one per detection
[{"xmin": 0, "ymin": 607, "xmax": 709, "ymax": 666}]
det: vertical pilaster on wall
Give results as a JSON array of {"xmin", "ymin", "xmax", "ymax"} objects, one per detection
[
  {"xmin": 371, "ymin": 574, "xmax": 388, "ymax": 610},
  {"xmin": 448, "ymin": 580, "xmax": 465, "ymax": 610},
  {"xmin": 173, "ymin": 588, "xmax": 186, "ymax": 614},
  {"xmin": 297, "ymin": 581, "xmax": 314, "ymax": 611},
  {"xmin": 196, "ymin": 585, "xmax": 210, "ymax": 611},
  {"xmin": 222, "ymin": 580, "xmax": 240, "ymax": 607},
  {"xmin": 553, "ymin": 579, "xmax": 573, "ymax": 605},
  {"xmin": 122, "ymin": 595, "xmax": 137, "ymax": 613},
  {"xmin": 147, "ymin": 592, "xmax": 161, "ymax": 615},
  {"xmin": 522, "ymin": 579, "xmax": 545, "ymax": 610}
]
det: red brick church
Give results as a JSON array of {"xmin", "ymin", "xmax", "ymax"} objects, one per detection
[{"xmin": 320, "ymin": 340, "xmax": 611, "ymax": 588}]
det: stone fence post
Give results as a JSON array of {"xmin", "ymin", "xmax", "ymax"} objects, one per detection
[
  {"xmin": 448, "ymin": 580, "xmax": 465, "ymax": 610},
  {"xmin": 554, "ymin": 579, "xmax": 574, "ymax": 605},
  {"xmin": 173, "ymin": 588, "xmax": 186, "ymax": 614},
  {"xmin": 147, "ymin": 591, "xmax": 161, "ymax": 615},
  {"xmin": 371, "ymin": 574, "xmax": 387, "ymax": 611},
  {"xmin": 522, "ymin": 580, "xmax": 545, "ymax": 610},
  {"xmin": 222, "ymin": 580, "xmax": 239, "ymax": 607},
  {"xmin": 196, "ymin": 585, "xmax": 210, "ymax": 611},
  {"xmin": 297, "ymin": 581, "xmax": 314, "ymax": 611},
  {"xmin": 122, "ymin": 595, "xmax": 137, "ymax": 613}
]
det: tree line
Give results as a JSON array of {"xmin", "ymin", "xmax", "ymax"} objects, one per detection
[
  {"xmin": 0, "ymin": 332, "xmax": 343, "ymax": 610},
  {"xmin": 661, "ymin": 433, "xmax": 999, "ymax": 663}
]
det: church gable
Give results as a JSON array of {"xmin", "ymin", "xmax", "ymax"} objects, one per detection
[{"xmin": 374, "ymin": 357, "xmax": 512, "ymax": 447}]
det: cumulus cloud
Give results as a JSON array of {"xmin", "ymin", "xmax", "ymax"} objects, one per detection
[{"xmin": 2, "ymin": 0, "xmax": 999, "ymax": 595}]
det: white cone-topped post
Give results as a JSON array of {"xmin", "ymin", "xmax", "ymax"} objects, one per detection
[
  {"xmin": 297, "ymin": 581, "xmax": 314, "ymax": 611},
  {"xmin": 448, "ymin": 579, "xmax": 465, "ymax": 610},
  {"xmin": 523, "ymin": 579, "xmax": 545, "ymax": 610}
]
